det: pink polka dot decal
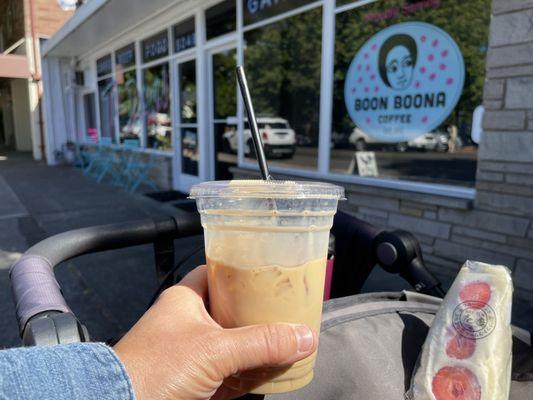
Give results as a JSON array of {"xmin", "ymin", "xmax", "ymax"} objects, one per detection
[{"xmin": 344, "ymin": 22, "xmax": 465, "ymax": 142}]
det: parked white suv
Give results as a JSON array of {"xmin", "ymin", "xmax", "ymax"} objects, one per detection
[
  {"xmin": 223, "ymin": 117, "xmax": 297, "ymax": 158},
  {"xmin": 348, "ymin": 127, "xmax": 448, "ymax": 152}
]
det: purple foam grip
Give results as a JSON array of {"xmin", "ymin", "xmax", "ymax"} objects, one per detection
[{"xmin": 10, "ymin": 255, "xmax": 71, "ymax": 333}]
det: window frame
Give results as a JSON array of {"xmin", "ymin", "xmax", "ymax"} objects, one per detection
[
  {"xmin": 115, "ymin": 42, "xmax": 141, "ymax": 146},
  {"xmin": 79, "ymin": 0, "xmax": 477, "ymax": 199},
  {"xmin": 237, "ymin": 0, "xmax": 476, "ymax": 199},
  {"xmin": 95, "ymin": 53, "xmax": 118, "ymax": 145}
]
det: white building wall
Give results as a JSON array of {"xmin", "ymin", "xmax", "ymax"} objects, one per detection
[
  {"xmin": 10, "ymin": 79, "xmax": 33, "ymax": 152},
  {"xmin": 42, "ymin": 56, "xmax": 70, "ymax": 164}
]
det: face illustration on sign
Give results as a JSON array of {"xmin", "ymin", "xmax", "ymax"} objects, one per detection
[
  {"xmin": 379, "ymin": 34, "xmax": 417, "ymax": 90},
  {"xmin": 344, "ymin": 22, "xmax": 465, "ymax": 142}
]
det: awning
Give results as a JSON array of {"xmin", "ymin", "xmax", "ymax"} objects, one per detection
[
  {"xmin": 0, "ymin": 54, "xmax": 30, "ymax": 79},
  {"xmin": 42, "ymin": 0, "xmax": 186, "ymax": 58}
]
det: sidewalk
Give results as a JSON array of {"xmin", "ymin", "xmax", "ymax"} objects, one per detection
[
  {"xmin": 0, "ymin": 151, "xmax": 203, "ymax": 348},
  {"xmin": 1, "ymin": 152, "xmax": 531, "ymax": 348}
]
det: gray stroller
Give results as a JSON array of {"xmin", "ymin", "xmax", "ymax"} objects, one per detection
[{"xmin": 9, "ymin": 210, "xmax": 533, "ymax": 399}]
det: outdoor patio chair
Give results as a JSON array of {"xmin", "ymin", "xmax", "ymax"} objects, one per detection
[
  {"xmin": 125, "ymin": 145, "xmax": 159, "ymax": 193},
  {"xmin": 95, "ymin": 147, "xmax": 122, "ymax": 184},
  {"xmin": 110, "ymin": 140, "xmax": 142, "ymax": 188},
  {"xmin": 82, "ymin": 145, "xmax": 106, "ymax": 177},
  {"xmin": 73, "ymin": 144, "xmax": 90, "ymax": 169}
]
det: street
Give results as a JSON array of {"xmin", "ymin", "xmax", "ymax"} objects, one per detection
[{"xmin": 219, "ymin": 146, "xmax": 478, "ymax": 187}]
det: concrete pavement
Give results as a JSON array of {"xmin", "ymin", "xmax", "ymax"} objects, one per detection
[{"xmin": 0, "ymin": 151, "xmax": 204, "ymax": 348}]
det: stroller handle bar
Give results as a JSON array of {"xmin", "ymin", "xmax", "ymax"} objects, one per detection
[
  {"xmin": 10, "ymin": 210, "xmax": 443, "ymax": 346},
  {"xmin": 10, "ymin": 213, "xmax": 203, "ymax": 343}
]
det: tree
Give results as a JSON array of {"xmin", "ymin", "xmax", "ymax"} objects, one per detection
[{"xmin": 334, "ymin": 0, "xmax": 491, "ymax": 135}]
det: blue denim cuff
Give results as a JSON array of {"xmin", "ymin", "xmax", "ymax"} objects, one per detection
[{"xmin": 0, "ymin": 343, "xmax": 135, "ymax": 400}]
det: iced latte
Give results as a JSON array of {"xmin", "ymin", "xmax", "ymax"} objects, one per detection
[{"xmin": 190, "ymin": 180, "xmax": 343, "ymax": 394}]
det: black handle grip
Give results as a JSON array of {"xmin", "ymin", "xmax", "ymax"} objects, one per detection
[{"xmin": 10, "ymin": 214, "xmax": 202, "ymax": 341}]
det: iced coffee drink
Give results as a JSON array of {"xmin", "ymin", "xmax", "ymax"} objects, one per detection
[{"xmin": 190, "ymin": 180, "xmax": 343, "ymax": 394}]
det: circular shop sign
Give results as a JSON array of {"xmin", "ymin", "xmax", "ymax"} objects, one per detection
[{"xmin": 344, "ymin": 22, "xmax": 465, "ymax": 142}]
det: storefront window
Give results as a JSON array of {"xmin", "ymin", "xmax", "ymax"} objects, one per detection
[
  {"xmin": 178, "ymin": 59, "xmax": 198, "ymax": 175},
  {"xmin": 242, "ymin": 0, "xmax": 315, "ymax": 25},
  {"xmin": 243, "ymin": 6, "xmax": 322, "ymax": 169},
  {"xmin": 213, "ymin": 48, "xmax": 237, "ymax": 180},
  {"xmin": 142, "ymin": 30, "xmax": 169, "ymax": 63},
  {"xmin": 331, "ymin": 0, "xmax": 490, "ymax": 187},
  {"xmin": 205, "ymin": 0, "xmax": 236, "ymax": 40},
  {"xmin": 95, "ymin": 54, "xmax": 115, "ymax": 144},
  {"xmin": 116, "ymin": 43, "xmax": 141, "ymax": 146},
  {"xmin": 181, "ymin": 127, "xmax": 198, "ymax": 176},
  {"xmin": 97, "ymin": 77, "xmax": 116, "ymax": 144},
  {"xmin": 179, "ymin": 60, "xmax": 196, "ymax": 123},
  {"xmin": 83, "ymin": 92, "xmax": 97, "ymax": 143},
  {"xmin": 143, "ymin": 63, "xmax": 171, "ymax": 150},
  {"xmin": 141, "ymin": 30, "xmax": 171, "ymax": 151},
  {"xmin": 174, "ymin": 17, "xmax": 195, "ymax": 54}
]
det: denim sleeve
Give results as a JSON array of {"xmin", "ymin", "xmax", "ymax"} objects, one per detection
[{"xmin": 0, "ymin": 343, "xmax": 135, "ymax": 400}]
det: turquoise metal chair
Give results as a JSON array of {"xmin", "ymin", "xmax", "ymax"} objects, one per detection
[{"xmin": 126, "ymin": 144, "xmax": 159, "ymax": 193}]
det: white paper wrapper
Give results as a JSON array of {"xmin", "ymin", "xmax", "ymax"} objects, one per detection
[{"xmin": 409, "ymin": 260, "xmax": 513, "ymax": 400}]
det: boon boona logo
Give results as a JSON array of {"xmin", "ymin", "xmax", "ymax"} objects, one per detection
[{"xmin": 344, "ymin": 22, "xmax": 465, "ymax": 142}]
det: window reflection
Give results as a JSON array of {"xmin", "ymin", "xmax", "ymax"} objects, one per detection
[
  {"xmin": 143, "ymin": 63, "xmax": 172, "ymax": 150},
  {"xmin": 117, "ymin": 69, "xmax": 141, "ymax": 145},
  {"xmin": 205, "ymin": 0, "xmax": 236, "ymax": 40},
  {"xmin": 331, "ymin": 0, "xmax": 490, "ymax": 186},
  {"xmin": 83, "ymin": 92, "xmax": 97, "ymax": 143},
  {"xmin": 178, "ymin": 59, "xmax": 199, "ymax": 176},
  {"xmin": 97, "ymin": 78, "xmax": 115, "ymax": 144},
  {"xmin": 181, "ymin": 127, "xmax": 198, "ymax": 175},
  {"xmin": 179, "ymin": 60, "xmax": 197, "ymax": 123},
  {"xmin": 243, "ymin": 6, "xmax": 322, "ymax": 169},
  {"xmin": 213, "ymin": 49, "xmax": 237, "ymax": 180}
]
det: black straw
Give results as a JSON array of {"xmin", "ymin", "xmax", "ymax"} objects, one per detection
[{"xmin": 236, "ymin": 65, "xmax": 272, "ymax": 180}]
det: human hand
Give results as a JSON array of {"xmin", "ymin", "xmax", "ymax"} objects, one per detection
[{"xmin": 113, "ymin": 265, "xmax": 317, "ymax": 400}]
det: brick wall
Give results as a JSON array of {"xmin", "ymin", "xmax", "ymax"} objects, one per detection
[
  {"xmin": 0, "ymin": 0, "xmax": 73, "ymax": 51},
  {"xmin": 0, "ymin": 0, "xmax": 25, "ymax": 51},
  {"xmin": 28, "ymin": 0, "xmax": 74, "ymax": 38},
  {"xmin": 475, "ymin": 0, "xmax": 533, "ymax": 301},
  {"xmin": 231, "ymin": 0, "xmax": 533, "ymax": 329}
]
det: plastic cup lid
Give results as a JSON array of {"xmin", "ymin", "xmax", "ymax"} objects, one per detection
[{"xmin": 190, "ymin": 180, "xmax": 345, "ymax": 199}]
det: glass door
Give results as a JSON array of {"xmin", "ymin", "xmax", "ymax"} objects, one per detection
[
  {"xmin": 208, "ymin": 46, "xmax": 237, "ymax": 180},
  {"xmin": 175, "ymin": 57, "xmax": 200, "ymax": 191}
]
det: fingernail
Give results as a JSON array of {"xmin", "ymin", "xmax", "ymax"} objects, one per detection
[{"xmin": 294, "ymin": 325, "xmax": 314, "ymax": 353}]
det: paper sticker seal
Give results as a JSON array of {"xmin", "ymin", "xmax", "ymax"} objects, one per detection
[{"xmin": 452, "ymin": 301, "xmax": 496, "ymax": 340}]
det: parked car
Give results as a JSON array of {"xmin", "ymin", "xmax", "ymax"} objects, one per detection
[
  {"xmin": 349, "ymin": 127, "xmax": 448, "ymax": 152},
  {"xmin": 296, "ymin": 134, "xmax": 314, "ymax": 147},
  {"xmin": 331, "ymin": 131, "xmax": 352, "ymax": 149},
  {"xmin": 223, "ymin": 117, "xmax": 296, "ymax": 158}
]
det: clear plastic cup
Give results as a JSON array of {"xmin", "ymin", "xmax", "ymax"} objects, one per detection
[{"xmin": 190, "ymin": 180, "xmax": 344, "ymax": 394}]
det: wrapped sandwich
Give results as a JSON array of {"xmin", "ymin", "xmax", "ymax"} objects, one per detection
[{"xmin": 409, "ymin": 260, "xmax": 513, "ymax": 400}]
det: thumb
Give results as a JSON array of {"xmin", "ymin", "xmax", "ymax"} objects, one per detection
[{"xmin": 219, "ymin": 324, "xmax": 317, "ymax": 376}]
